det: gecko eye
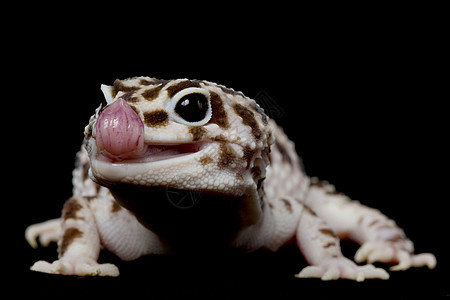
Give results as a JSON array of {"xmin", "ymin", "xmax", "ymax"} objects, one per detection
[{"xmin": 166, "ymin": 87, "xmax": 212, "ymax": 126}]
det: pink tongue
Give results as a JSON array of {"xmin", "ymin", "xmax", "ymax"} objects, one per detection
[{"xmin": 95, "ymin": 98, "xmax": 145, "ymax": 157}]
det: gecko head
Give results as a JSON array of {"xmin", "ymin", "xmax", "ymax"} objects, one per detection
[{"xmin": 84, "ymin": 77, "xmax": 273, "ymax": 224}]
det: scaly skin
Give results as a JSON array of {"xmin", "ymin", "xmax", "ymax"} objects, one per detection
[{"xmin": 25, "ymin": 77, "xmax": 436, "ymax": 279}]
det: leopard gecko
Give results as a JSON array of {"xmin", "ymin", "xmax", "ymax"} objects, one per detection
[{"xmin": 25, "ymin": 77, "xmax": 436, "ymax": 280}]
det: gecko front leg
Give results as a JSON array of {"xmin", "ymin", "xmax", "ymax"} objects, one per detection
[
  {"xmin": 295, "ymin": 204, "xmax": 389, "ymax": 281},
  {"xmin": 29, "ymin": 196, "xmax": 119, "ymax": 276}
]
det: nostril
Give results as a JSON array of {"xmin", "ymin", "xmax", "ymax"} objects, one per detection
[{"xmin": 95, "ymin": 98, "xmax": 145, "ymax": 157}]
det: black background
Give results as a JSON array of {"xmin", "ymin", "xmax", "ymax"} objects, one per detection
[{"xmin": 10, "ymin": 5, "xmax": 448, "ymax": 299}]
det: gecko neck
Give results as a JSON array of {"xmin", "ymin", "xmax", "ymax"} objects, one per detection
[{"xmin": 108, "ymin": 185, "xmax": 262, "ymax": 251}]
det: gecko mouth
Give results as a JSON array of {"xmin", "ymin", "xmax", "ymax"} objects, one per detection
[
  {"xmin": 95, "ymin": 142, "xmax": 211, "ymax": 164},
  {"xmin": 88, "ymin": 140, "xmax": 215, "ymax": 184}
]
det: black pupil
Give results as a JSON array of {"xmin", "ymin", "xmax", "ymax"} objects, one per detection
[{"xmin": 175, "ymin": 93, "xmax": 209, "ymax": 122}]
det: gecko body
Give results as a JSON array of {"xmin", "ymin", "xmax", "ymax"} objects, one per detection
[{"xmin": 26, "ymin": 77, "xmax": 436, "ymax": 280}]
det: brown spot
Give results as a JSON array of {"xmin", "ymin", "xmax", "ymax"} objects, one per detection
[
  {"xmin": 268, "ymin": 203, "xmax": 274, "ymax": 209},
  {"xmin": 254, "ymin": 103, "xmax": 269, "ymax": 125},
  {"xmin": 319, "ymin": 228, "xmax": 337, "ymax": 238},
  {"xmin": 189, "ymin": 126, "xmax": 206, "ymax": 141},
  {"xmin": 140, "ymin": 79, "xmax": 153, "ymax": 85},
  {"xmin": 166, "ymin": 80, "xmax": 201, "ymax": 97},
  {"xmin": 144, "ymin": 110, "xmax": 169, "ymax": 127},
  {"xmin": 243, "ymin": 146, "xmax": 254, "ymax": 166},
  {"xmin": 303, "ymin": 205, "xmax": 317, "ymax": 217},
  {"xmin": 281, "ymin": 198, "xmax": 293, "ymax": 214},
  {"xmin": 62, "ymin": 198, "xmax": 83, "ymax": 220},
  {"xmin": 142, "ymin": 84, "xmax": 165, "ymax": 101},
  {"xmin": 208, "ymin": 92, "xmax": 229, "ymax": 128},
  {"xmin": 85, "ymin": 196, "xmax": 97, "ymax": 202},
  {"xmin": 323, "ymin": 241, "xmax": 337, "ymax": 248},
  {"xmin": 309, "ymin": 180, "xmax": 326, "ymax": 188},
  {"xmin": 59, "ymin": 228, "xmax": 83, "ymax": 256},
  {"xmin": 325, "ymin": 189, "xmax": 341, "ymax": 196},
  {"xmin": 113, "ymin": 79, "xmax": 139, "ymax": 94},
  {"xmin": 233, "ymin": 103, "xmax": 262, "ymax": 140},
  {"xmin": 200, "ymin": 155, "xmax": 213, "ymax": 165},
  {"xmin": 111, "ymin": 201, "xmax": 122, "ymax": 213},
  {"xmin": 129, "ymin": 105, "xmax": 140, "ymax": 115},
  {"xmin": 218, "ymin": 143, "xmax": 236, "ymax": 168},
  {"xmin": 121, "ymin": 91, "xmax": 139, "ymax": 103},
  {"xmin": 275, "ymin": 139, "xmax": 293, "ymax": 165},
  {"xmin": 212, "ymin": 135, "xmax": 228, "ymax": 142},
  {"xmin": 140, "ymin": 78, "xmax": 168, "ymax": 86}
]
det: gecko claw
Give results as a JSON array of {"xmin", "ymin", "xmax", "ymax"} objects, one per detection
[
  {"xmin": 355, "ymin": 241, "xmax": 437, "ymax": 271},
  {"xmin": 30, "ymin": 257, "xmax": 120, "ymax": 277},
  {"xmin": 295, "ymin": 257, "xmax": 389, "ymax": 281},
  {"xmin": 25, "ymin": 219, "xmax": 61, "ymax": 248}
]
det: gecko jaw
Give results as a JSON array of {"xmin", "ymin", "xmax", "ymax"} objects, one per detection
[
  {"xmin": 88, "ymin": 140, "xmax": 215, "ymax": 184},
  {"xmin": 95, "ymin": 142, "xmax": 211, "ymax": 164}
]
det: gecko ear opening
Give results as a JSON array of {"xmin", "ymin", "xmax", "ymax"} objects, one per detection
[{"xmin": 101, "ymin": 84, "xmax": 115, "ymax": 104}]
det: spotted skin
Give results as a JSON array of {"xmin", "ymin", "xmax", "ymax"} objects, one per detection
[{"xmin": 25, "ymin": 77, "xmax": 436, "ymax": 279}]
